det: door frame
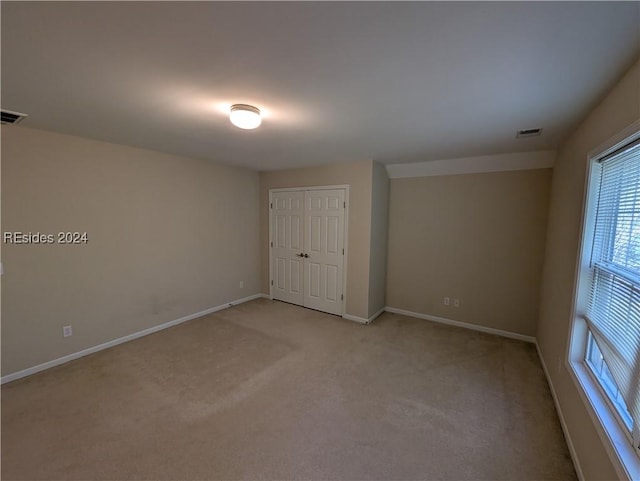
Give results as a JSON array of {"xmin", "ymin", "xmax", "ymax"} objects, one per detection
[{"xmin": 269, "ymin": 185, "xmax": 350, "ymax": 317}]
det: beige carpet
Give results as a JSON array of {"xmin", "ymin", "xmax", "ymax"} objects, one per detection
[{"xmin": 2, "ymin": 298, "xmax": 576, "ymax": 480}]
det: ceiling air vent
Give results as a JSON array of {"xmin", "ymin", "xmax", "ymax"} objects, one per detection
[
  {"xmin": 1, "ymin": 109, "xmax": 28, "ymax": 124},
  {"xmin": 516, "ymin": 128, "xmax": 543, "ymax": 138}
]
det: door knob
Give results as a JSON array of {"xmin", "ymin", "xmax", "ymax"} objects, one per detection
[
  {"xmin": 304, "ymin": 253, "xmax": 309, "ymax": 258},
  {"xmin": 296, "ymin": 253, "xmax": 304, "ymax": 257}
]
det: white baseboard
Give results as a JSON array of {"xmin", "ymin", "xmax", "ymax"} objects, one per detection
[
  {"xmin": 535, "ymin": 342, "xmax": 585, "ymax": 481},
  {"xmin": 342, "ymin": 313, "xmax": 369, "ymax": 324},
  {"xmin": 368, "ymin": 307, "xmax": 385, "ymax": 323},
  {"xmin": 384, "ymin": 306, "xmax": 536, "ymax": 343},
  {"xmin": 342, "ymin": 306, "xmax": 385, "ymax": 325},
  {"xmin": 1, "ymin": 293, "xmax": 265, "ymax": 385}
]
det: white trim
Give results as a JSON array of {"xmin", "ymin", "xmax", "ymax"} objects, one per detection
[
  {"xmin": 268, "ymin": 184, "xmax": 351, "ymax": 193},
  {"xmin": 342, "ymin": 306, "xmax": 385, "ymax": 325},
  {"xmin": 385, "ymin": 150, "xmax": 556, "ymax": 179},
  {"xmin": 368, "ymin": 307, "xmax": 385, "ymax": 323},
  {"xmin": 268, "ymin": 185, "xmax": 350, "ymax": 317},
  {"xmin": 588, "ymin": 119, "xmax": 640, "ymax": 162},
  {"xmin": 535, "ymin": 342, "xmax": 585, "ymax": 481},
  {"xmin": 342, "ymin": 188, "xmax": 350, "ymax": 318},
  {"xmin": 342, "ymin": 314, "xmax": 369, "ymax": 324},
  {"xmin": 384, "ymin": 306, "xmax": 536, "ymax": 343},
  {"xmin": 0, "ymin": 293, "xmax": 266, "ymax": 385}
]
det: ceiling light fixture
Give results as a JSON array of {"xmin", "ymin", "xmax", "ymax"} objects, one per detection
[{"xmin": 230, "ymin": 104, "xmax": 261, "ymax": 130}]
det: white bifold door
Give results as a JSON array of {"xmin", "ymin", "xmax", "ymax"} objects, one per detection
[{"xmin": 271, "ymin": 188, "xmax": 345, "ymax": 315}]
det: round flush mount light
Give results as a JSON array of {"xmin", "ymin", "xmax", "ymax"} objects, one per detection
[{"xmin": 230, "ymin": 104, "xmax": 261, "ymax": 130}]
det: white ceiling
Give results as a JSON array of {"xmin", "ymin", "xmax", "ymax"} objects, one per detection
[{"xmin": 2, "ymin": 2, "xmax": 639, "ymax": 171}]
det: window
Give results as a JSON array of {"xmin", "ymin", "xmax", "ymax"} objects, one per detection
[
  {"xmin": 581, "ymin": 135, "xmax": 640, "ymax": 460},
  {"xmin": 585, "ymin": 332, "xmax": 633, "ymax": 432}
]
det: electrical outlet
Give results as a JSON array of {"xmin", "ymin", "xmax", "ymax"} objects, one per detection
[
  {"xmin": 453, "ymin": 298, "xmax": 460, "ymax": 308},
  {"xmin": 239, "ymin": 281, "xmax": 244, "ymax": 288},
  {"xmin": 63, "ymin": 326, "xmax": 73, "ymax": 337},
  {"xmin": 443, "ymin": 297, "xmax": 450, "ymax": 306}
]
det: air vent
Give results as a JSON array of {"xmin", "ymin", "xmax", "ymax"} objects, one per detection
[
  {"xmin": 1, "ymin": 109, "xmax": 28, "ymax": 124},
  {"xmin": 516, "ymin": 128, "xmax": 543, "ymax": 138}
]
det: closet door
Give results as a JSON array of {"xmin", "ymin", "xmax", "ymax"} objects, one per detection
[
  {"xmin": 271, "ymin": 191, "xmax": 304, "ymax": 306},
  {"xmin": 303, "ymin": 189, "xmax": 345, "ymax": 315},
  {"xmin": 270, "ymin": 188, "xmax": 345, "ymax": 316}
]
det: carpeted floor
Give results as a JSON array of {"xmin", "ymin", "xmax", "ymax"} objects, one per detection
[{"xmin": 1, "ymin": 298, "xmax": 577, "ymax": 480}]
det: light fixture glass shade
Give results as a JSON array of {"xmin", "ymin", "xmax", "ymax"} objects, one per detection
[{"xmin": 230, "ymin": 104, "xmax": 261, "ymax": 129}]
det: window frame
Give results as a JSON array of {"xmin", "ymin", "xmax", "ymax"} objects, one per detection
[
  {"xmin": 584, "ymin": 331, "xmax": 634, "ymax": 435},
  {"xmin": 568, "ymin": 120, "xmax": 640, "ymax": 481}
]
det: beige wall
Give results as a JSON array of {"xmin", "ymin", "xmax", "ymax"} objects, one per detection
[
  {"xmin": 260, "ymin": 160, "xmax": 373, "ymax": 319},
  {"xmin": 537, "ymin": 59, "xmax": 640, "ymax": 480},
  {"xmin": 368, "ymin": 161, "xmax": 389, "ymax": 317},
  {"xmin": 1, "ymin": 126, "xmax": 261, "ymax": 376},
  {"xmin": 386, "ymin": 169, "xmax": 551, "ymax": 337}
]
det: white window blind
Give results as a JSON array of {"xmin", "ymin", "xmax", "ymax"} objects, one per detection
[{"xmin": 586, "ymin": 138, "xmax": 640, "ymax": 445}]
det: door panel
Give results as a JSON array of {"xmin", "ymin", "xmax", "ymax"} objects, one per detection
[
  {"xmin": 326, "ymin": 265, "xmax": 339, "ymax": 301},
  {"xmin": 303, "ymin": 189, "xmax": 345, "ymax": 315},
  {"xmin": 271, "ymin": 191, "xmax": 304, "ymax": 305},
  {"xmin": 327, "ymin": 216, "xmax": 338, "ymax": 253},
  {"xmin": 290, "ymin": 216, "xmax": 301, "ymax": 250},
  {"xmin": 309, "ymin": 262, "xmax": 321, "ymax": 298}
]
